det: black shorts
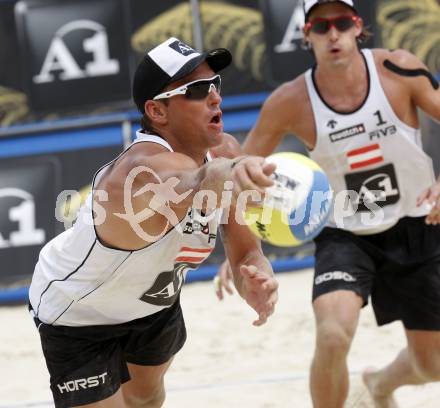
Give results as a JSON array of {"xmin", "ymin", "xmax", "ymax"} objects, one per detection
[
  {"xmin": 34, "ymin": 300, "xmax": 186, "ymax": 408},
  {"xmin": 313, "ymin": 216, "xmax": 440, "ymax": 330}
]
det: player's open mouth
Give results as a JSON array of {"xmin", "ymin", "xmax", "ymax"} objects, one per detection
[{"xmin": 210, "ymin": 113, "xmax": 222, "ymax": 124}]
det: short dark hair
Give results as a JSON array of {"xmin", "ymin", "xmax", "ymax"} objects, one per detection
[
  {"xmin": 140, "ymin": 114, "xmax": 154, "ymax": 133},
  {"xmin": 358, "ymin": 26, "xmax": 373, "ymax": 43}
]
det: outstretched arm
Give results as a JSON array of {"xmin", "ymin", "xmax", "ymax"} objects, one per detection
[
  {"xmin": 96, "ymin": 140, "xmax": 276, "ymax": 249},
  {"xmin": 222, "ymin": 215, "xmax": 278, "ymax": 326}
]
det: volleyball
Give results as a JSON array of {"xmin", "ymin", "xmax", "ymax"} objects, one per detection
[{"xmin": 244, "ymin": 152, "xmax": 333, "ymax": 247}]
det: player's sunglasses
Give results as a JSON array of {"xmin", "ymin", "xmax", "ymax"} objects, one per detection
[
  {"xmin": 304, "ymin": 15, "xmax": 360, "ymax": 35},
  {"xmin": 153, "ymin": 75, "xmax": 221, "ymax": 101}
]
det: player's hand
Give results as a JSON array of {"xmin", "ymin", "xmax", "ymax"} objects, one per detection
[
  {"xmin": 202, "ymin": 156, "xmax": 275, "ymax": 208},
  {"xmin": 230, "ymin": 156, "xmax": 276, "ymax": 203},
  {"xmin": 240, "ymin": 264, "xmax": 278, "ymax": 326},
  {"xmin": 416, "ymin": 181, "xmax": 440, "ymax": 225},
  {"xmin": 214, "ymin": 259, "xmax": 234, "ymax": 300}
]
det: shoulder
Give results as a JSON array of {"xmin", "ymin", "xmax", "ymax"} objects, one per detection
[
  {"xmin": 128, "ymin": 141, "xmax": 194, "ymax": 164},
  {"xmin": 261, "ymin": 74, "xmax": 310, "ymax": 120},
  {"xmin": 372, "ymin": 48, "xmax": 427, "ymax": 72},
  {"xmin": 249, "ymin": 73, "xmax": 314, "ymax": 148},
  {"xmin": 102, "ymin": 141, "xmax": 198, "ymax": 188},
  {"xmin": 131, "ymin": 142, "xmax": 200, "ymax": 176},
  {"xmin": 210, "ymin": 133, "xmax": 242, "ymax": 159},
  {"xmin": 265, "ymin": 74, "xmax": 308, "ymax": 107}
]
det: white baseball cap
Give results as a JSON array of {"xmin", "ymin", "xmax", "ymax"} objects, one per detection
[
  {"xmin": 303, "ymin": 0, "xmax": 357, "ymax": 21},
  {"xmin": 133, "ymin": 37, "xmax": 231, "ymax": 112}
]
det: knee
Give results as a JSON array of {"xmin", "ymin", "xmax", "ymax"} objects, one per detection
[
  {"xmin": 124, "ymin": 383, "xmax": 166, "ymax": 408},
  {"xmin": 315, "ymin": 320, "xmax": 355, "ymax": 358},
  {"xmin": 410, "ymin": 349, "xmax": 440, "ymax": 381}
]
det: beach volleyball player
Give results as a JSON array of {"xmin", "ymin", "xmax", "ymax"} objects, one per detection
[
  {"xmin": 28, "ymin": 37, "xmax": 278, "ymax": 408},
  {"xmin": 215, "ymin": 1, "xmax": 440, "ymax": 406}
]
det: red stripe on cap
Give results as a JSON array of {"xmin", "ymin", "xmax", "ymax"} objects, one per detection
[{"xmin": 347, "ymin": 144, "xmax": 380, "ymax": 157}]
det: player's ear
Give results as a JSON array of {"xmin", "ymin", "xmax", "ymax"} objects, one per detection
[
  {"xmin": 144, "ymin": 100, "xmax": 168, "ymax": 126},
  {"xmin": 303, "ymin": 23, "xmax": 311, "ymax": 41},
  {"xmin": 354, "ymin": 16, "xmax": 363, "ymax": 37},
  {"xmin": 302, "ymin": 25, "xmax": 312, "ymax": 50}
]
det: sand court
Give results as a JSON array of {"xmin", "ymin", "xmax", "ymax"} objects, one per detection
[{"xmin": 1, "ymin": 269, "xmax": 439, "ymax": 407}]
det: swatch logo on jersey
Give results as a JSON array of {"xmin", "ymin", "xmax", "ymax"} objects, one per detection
[{"xmin": 329, "ymin": 123, "xmax": 366, "ymax": 143}]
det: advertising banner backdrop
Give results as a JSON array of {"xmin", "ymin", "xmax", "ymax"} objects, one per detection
[
  {"xmin": 0, "ymin": 0, "xmax": 439, "ymax": 127},
  {"xmin": 0, "ymin": 158, "xmax": 59, "ymax": 284},
  {"xmin": 261, "ymin": 0, "xmax": 313, "ymax": 84},
  {"xmin": 15, "ymin": 0, "xmax": 132, "ymax": 112},
  {"xmin": 0, "ymin": 141, "xmax": 122, "ymax": 286}
]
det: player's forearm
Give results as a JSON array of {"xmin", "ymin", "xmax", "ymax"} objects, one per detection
[
  {"xmin": 172, "ymin": 167, "xmax": 207, "ymax": 203},
  {"xmin": 186, "ymin": 158, "xmax": 237, "ymax": 208},
  {"xmin": 148, "ymin": 158, "xmax": 231, "ymax": 209}
]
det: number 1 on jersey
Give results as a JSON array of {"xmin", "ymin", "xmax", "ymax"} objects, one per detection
[{"xmin": 374, "ymin": 110, "xmax": 387, "ymax": 126}]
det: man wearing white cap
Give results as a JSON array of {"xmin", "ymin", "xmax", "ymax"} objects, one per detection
[
  {"xmin": 29, "ymin": 37, "xmax": 278, "ymax": 407},
  {"xmin": 216, "ymin": 0, "xmax": 440, "ymax": 406}
]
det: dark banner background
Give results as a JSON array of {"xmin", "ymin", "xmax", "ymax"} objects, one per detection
[
  {"xmin": 15, "ymin": 0, "xmax": 132, "ymax": 112},
  {"xmin": 0, "ymin": 0, "xmax": 379, "ymax": 124},
  {"xmin": 0, "ymin": 142, "xmax": 121, "ymax": 285},
  {"xmin": 1, "ymin": 0, "xmax": 439, "ymax": 125},
  {"xmin": 0, "ymin": 158, "xmax": 59, "ymax": 284}
]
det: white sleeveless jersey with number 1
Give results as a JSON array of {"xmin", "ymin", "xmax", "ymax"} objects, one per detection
[{"xmin": 306, "ymin": 49, "xmax": 435, "ymax": 234}]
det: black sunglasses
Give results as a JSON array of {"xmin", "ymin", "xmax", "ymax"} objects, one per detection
[
  {"xmin": 153, "ymin": 75, "xmax": 222, "ymax": 101},
  {"xmin": 305, "ymin": 15, "xmax": 360, "ymax": 35}
]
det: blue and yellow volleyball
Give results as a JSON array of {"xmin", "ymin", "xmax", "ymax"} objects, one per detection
[{"xmin": 245, "ymin": 152, "xmax": 333, "ymax": 247}]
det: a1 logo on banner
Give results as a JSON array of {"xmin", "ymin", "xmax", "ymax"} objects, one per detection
[
  {"xmin": 15, "ymin": 0, "xmax": 132, "ymax": 112},
  {"xmin": 273, "ymin": 1, "xmax": 305, "ymax": 53},
  {"xmin": 0, "ymin": 159, "xmax": 59, "ymax": 282},
  {"xmin": 0, "ymin": 188, "xmax": 45, "ymax": 248},
  {"xmin": 260, "ymin": 0, "xmax": 314, "ymax": 84},
  {"xmin": 33, "ymin": 20, "xmax": 120, "ymax": 84}
]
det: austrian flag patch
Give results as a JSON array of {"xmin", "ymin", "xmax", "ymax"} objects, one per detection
[
  {"xmin": 175, "ymin": 247, "xmax": 212, "ymax": 264},
  {"xmin": 347, "ymin": 144, "xmax": 384, "ymax": 170}
]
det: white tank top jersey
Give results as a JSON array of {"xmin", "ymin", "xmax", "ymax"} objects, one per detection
[
  {"xmin": 29, "ymin": 132, "xmax": 221, "ymax": 326},
  {"xmin": 306, "ymin": 49, "xmax": 435, "ymax": 234}
]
